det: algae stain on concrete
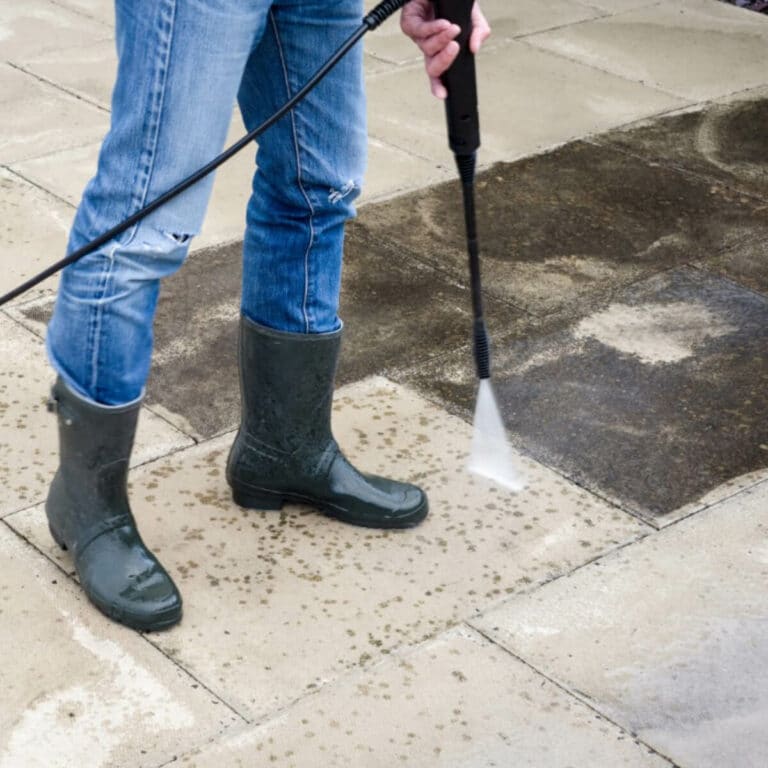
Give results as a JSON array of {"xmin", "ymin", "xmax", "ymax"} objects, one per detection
[{"xmin": 574, "ymin": 301, "xmax": 738, "ymax": 364}]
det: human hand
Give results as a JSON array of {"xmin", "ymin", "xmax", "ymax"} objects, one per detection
[{"xmin": 400, "ymin": 0, "xmax": 491, "ymax": 99}]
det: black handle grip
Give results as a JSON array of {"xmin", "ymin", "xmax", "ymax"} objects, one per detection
[{"xmin": 433, "ymin": 0, "xmax": 480, "ymax": 155}]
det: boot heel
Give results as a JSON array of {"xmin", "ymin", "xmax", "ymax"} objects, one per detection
[
  {"xmin": 48, "ymin": 522, "xmax": 68, "ymax": 551},
  {"xmin": 231, "ymin": 486, "xmax": 285, "ymax": 511}
]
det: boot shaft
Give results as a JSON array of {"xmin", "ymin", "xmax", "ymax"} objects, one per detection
[
  {"xmin": 47, "ymin": 378, "xmax": 139, "ymax": 534},
  {"xmin": 237, "ymin": 316, "xmax": 341, "ymax": 452}
]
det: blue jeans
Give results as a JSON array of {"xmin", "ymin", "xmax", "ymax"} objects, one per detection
[{"xmin": 47, "ymin": 0, "xmax": 366, "ymax": 406}]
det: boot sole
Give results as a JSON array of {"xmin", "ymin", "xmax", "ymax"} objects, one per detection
[{"xmin": 231, "ymin": 485, "xmax": 428, "ymax": 529}]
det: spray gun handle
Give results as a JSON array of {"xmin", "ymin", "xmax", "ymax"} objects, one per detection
[{"xmin": 432, "ymin": 0, "xmax": 480, "ymax": 156}]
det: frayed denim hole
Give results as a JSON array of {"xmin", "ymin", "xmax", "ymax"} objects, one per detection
[{"xmin": 328, "ymin": 179, "xmax": 359, "ymax": 205}]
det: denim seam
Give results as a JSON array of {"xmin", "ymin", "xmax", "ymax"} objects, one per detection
[
  {"xmin": 124, "ymin": 0, "xmax": 178, "ymax": 248},
  {"xmin": 87, "ymin": 241, "xmax": 119, "ymax": 397},
  {"xmin": 87, "ymin": 0, "xmax": 177, "ymax": 398},
  {"xmin": 269, "ymin": 9, "xmax": 315, "ymax": 334}
]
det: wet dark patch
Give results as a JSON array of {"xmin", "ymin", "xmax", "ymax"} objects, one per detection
[
  {"xmin": 598, "ymin": 98, "xmax": 768, "ymax": 202},
  {"xmin": 355, "ymin": 141, "xmax": 767, "ymax": 315},
  {"xmin": 338, "ymin": 224, "xmax": 519, "ymax": 385},
  {"xmin": 147, "ymin": 244, "xmax": 243, "ymax": 438},
  {"xmin": 128, "ymin": 233, "xmax": 510, "ymax": 438},
  {"xmin": 397, "ymin": 268, "xmax": 768, "ymax": 522}
]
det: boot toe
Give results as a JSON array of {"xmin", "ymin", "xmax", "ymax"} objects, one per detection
[{"xmin": 78, "ymin": 529, "xmax": 183, "ymax": 631}]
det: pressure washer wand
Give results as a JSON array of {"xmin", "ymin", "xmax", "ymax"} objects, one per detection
[
  {"xmin": 433, "ymin": 0, "xmax": 488, "ymax": 379},
  {"xmin": 434, "ymin": 1, "xmax": 525, "ymax": 491}
]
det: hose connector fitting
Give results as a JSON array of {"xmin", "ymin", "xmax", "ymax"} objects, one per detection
[{"xmin": 364, "ymin": 0, "xmax": 410, "ymax": 30}]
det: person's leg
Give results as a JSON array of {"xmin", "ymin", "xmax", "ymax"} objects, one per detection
[
  {"xmin": 237, "ymin": 0, "xmax": 367, "ymax": 332},
  {"xmin": 45, "ymin": 0, "xmax": 273, "ymax": 630},
  {"xmin": 48, "ymin": 0, "xmax": 272, "ymax": 404},
  {"xmin": 227, "ymin": 0, "xmax": 429, "ymax": 527}
]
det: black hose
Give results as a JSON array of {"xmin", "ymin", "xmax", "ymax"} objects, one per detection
[{"xmin": 0, "ymin": 0, "xmax": 409, "ymax": 308}]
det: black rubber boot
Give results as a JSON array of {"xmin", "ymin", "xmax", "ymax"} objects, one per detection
[
  {"xmin": 45, "ymin": 378, "xmax": 182, "ymax": 631},
  {"xmin": 226, "ymin": 316, "xmax": 428, "ymax": 528}
]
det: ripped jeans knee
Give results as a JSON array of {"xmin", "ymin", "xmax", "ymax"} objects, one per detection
[{"xmin": 46, "ymin": 221, "xmax": 194, "ymax": 405}]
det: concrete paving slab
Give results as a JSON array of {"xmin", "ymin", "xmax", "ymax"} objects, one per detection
[
  {"xmin": 579, "ymin": 0, "xmax": 660, "ymax": 10},
  {"xmin": 367, "ymin": 40, "xmax": 685, "ymax": 167},
  {"xmin": 526, "ymin": 0, "xmax": 768, "ymax": 101},
  {"xmin": 700, "ymin": 228, "xmax": 768, "ymax": 296},
  {"xmin": 9, "ymin": 142, "xmax": 100, "ymax": 209},
  {"xmin": 0, "ymin": 525, "xmax": 241, "ymax": 768},
  {"xmin": 0, "ymin": 64, "xmax": 110, "ymax": 165},
  {"xmin": 0, "ymin": 168, "xmax": 73, "ymax": 304},
  {"xmin": 7, "ymin": 378, "xmax": 647, "ymax": 720},
  {"xmin": 176, "ymin": 626, "xmax": 670, "ymax": 768},
  {"xmin": 15, "ymin": 39, "xmax": 117, "ymax": 109},
  {"xmin": 474, "ymin": 480, "xmax": 768, "ymax": 768},
  {"xmin": 49, "ymin": 0, "xmax": 114, "ymax": 26},
  {"xmin": 363, "ymin": 0, "xmax": 602, "ymax": 65},
  {"xmin": 0, "ymin": 0, "xmax": 110, "ymax": 61},
  {"xmin": 0, "ymin": 313, "xmax": 194, "ymax": 519},
  {"xmin": 399, "ymin": 268, "xmax": 768, "ymax": 524},
  {"xmin": 356, "ymin": 141, "xmax": 766, "ymax": 316},
  {"xmin": 361, "ymin": 137, "xmax": 453, "ymax": 204}
]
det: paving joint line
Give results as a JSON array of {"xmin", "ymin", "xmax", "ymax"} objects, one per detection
[
  {"xmin": 515, "ymin": 35, "xmax": 688, "ymax": 102},
  {"xmin": 47, "ymin": 0, "xmax": 113, "ymax": 28},
  {"xmin": 6, "ymin": 61, "xmax": 111, "ymax": 114},
  {"xmin": 468, "ymin": 622, "xmax": 681, "ymax": 767},
  {"xmin": 1, "ymin": 510, "xmax": 251, "ymax": 726},
  {"xmin": 654, "ymin": 474, "xmax": 768, "ymax": 531},
  {"xmin": 2, "ymin": 164, "xmax": 77, "ymax": 211}
]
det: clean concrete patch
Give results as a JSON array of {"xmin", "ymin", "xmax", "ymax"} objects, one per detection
[
  {"xmin": 0, "ymin": 0, "xmax": 111, "ymax": 61},
  {"xmin": 10, "ymin": 142, "xmax": 101, "ymax": 208},
  {"xmin": 527, "ymin": 0, "xmax": 768, "ymax": 101},
  {"xmin": 366, "ymin": 40, "xmax": 685, "ymax": 168},
  {"xmin": 175, "ymin": 626, "xmax": 671, "ymax": 768},
  {"xmin": 7, "ymin": 378, "xmax": 647, "ymax": 720},
  {"xmin": 364, "ymin": 0, "xmax": 602, "ymax": 65},
  {"xmin": 48, "ymin": 0, "xmax": 114, "ymax": 26},
  {"xmin": 15, "ymin": 38, "xmax": 117, "ymax": 109},
  {"xmin": 0, "ymin": 525, "xmax": 241, "ymax": 768},
  {"xmin": 474, "ymin": 480, "xmax": 768, "ymax": 768},
  {"xmin": 0, "ymin": 64, "xmax": 110, "ymax": 165},
  {"xmin": 572, "ymin": 300, "xmax": 737, "ymax": 364},
  {"xmin": 0, "ymin": 168, "xmax": 71, "ymax": 303}
]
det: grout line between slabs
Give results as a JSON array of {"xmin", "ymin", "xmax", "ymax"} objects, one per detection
[
  {"xmin": 2, "ymin": 164, "xmax": 77, "ymax": 211},
  {"xmin": 0, "ymin": 515, "xmax": 251, "ymax": 725},
  {"xmin": 468, "ymin": 622, "xmax": 681, "ymax": 768},
  {"xmin": 6, "ymin": 60, "xmax": 111, "ymax": 113}
]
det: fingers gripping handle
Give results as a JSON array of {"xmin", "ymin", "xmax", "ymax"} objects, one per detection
[{"xmin": 433, "ymin": 0, "xmax": 480, "ymax": 155}]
